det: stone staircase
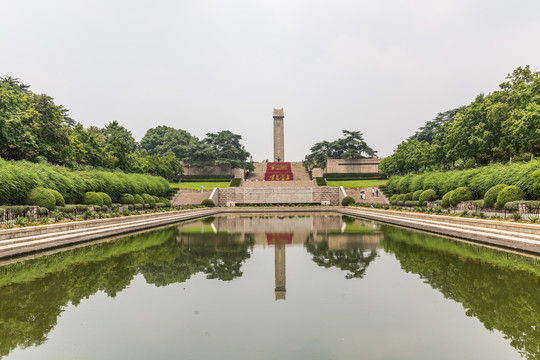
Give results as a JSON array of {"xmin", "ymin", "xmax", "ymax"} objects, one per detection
[
  {"xmin": 172, "ymin": 189, "xmax": 211, "ymax": 206},
  {"xmin": 242, "ymin": 180, "xmax": 316, "ymax": 188},
  {"xmin": 247, "ymin": 162, "xmax": 267, "ymax": 180},
  {"xmin": 345, "ymin": 187, "xmax": 388, "ymax": 205},
  {"xmin": 290, "ymin": 162, "xmax": 311, "ymax": 181}
]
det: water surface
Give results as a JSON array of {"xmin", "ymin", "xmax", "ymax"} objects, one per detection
[{"xmin": 1, "ymin": 214, "xmax": 539, "ymax": 360}]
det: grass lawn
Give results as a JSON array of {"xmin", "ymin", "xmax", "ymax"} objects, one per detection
[
  {"xmin": 327, "ymin": 179, "xmax": 388, "ymax": 188},
  {"xmin": 169, "ymin": 181, "xmax": 230, "ymax": 190}
]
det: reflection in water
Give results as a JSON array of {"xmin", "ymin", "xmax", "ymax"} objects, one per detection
[
  {"xmin": 0, "ymin": 214, "xmax": 539, "ymax": 359},
  {"xmin": 382, "ymin": 227, "xmax": 540, "ymax": 360}
]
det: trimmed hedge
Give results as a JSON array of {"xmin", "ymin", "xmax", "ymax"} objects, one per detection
[
  {"xmin": 472, "ymin": 200, "xmax": 485, "ymax": 208},
  {"xmin": 142, "ymin": 193, "xmax": 157, "ymax": 207},
  {"xmin": 341, "ymin": 196, "xmax": 356, "ymax": 206},
  {"xmin": 412, "ymin": 190, "xmax": 423, "ymax": 201},
  {"xmin": 119, "ymin": 193, "xmax": 135, "ymax": 204},
  {"xmin": 504, "ymin": 200, "xmax": 540, "ymax": 211},
  {"xmin": 419, "ymin": 189, "xmax": 437, "ymax": 204},
  {"xmin": 201, "ymin": 199, "xmax": 215, "ymax": 207},
  {"xmin": 0, "ymin": 158, "xmax": 171, "ymax": 205},
  {"xmin": 389, "ymin": 194, "xmax": 398, "ymax": 204},
  {"xmin": 484, "ymin": 184, "xmax": 508, "ymax": 208},
  {"xmin": 230, "ymin": 178, "xmax": 242, "ymax": 187},
  {"xmin": 315, "ymin": 177, "xmax": 327, "ymax": 186},
  {"xmin": 386, "ymin": 159, "xmax": 540, "ymax": 199},
  {"xmin": 25, "ymin": 187, "xmax": 56, "ymax": 211},
  {"xmin": 323, "ymin": 173, "xmax": 381, "ymax": 179},
  {"xmin": 497, "ymin": 185, "xmax": 524, "ymax": 208},
  {"xmin": 403, "ymin": 192, "xmax": 413, "ymax": 201},
  {"xmin": 83, "ymin": 192, "xmax": 104, "ymax": 206},
  {"xmin": 182, "ymin": 175, "xmax": 234, "ymax": 180},
  {"xmin": 133, "ymin": 194, "xmax": 144, "ymax": 205},
  {"xmin": 449, "ymin": 187, "xmax": 473, "ymax": 206},
  {"xmin": 158, "ymin": 197, "xmax": 171, "ymax": 207},
  {"xmin": 50, "ymin": 190, "xmax": 66, "ymax": 207},
  {"xmin": 98, "ymin": 192, "xmax": 112, "ymax": 207},
  {"xmin": 404, "ymin": 200, "xmax": 421, "ymax": 207},
  {"xmin": 441, "ymin": 191, "xmax": 454, "ymax": 208}
]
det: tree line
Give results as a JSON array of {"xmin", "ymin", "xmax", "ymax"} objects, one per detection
[
  {"xmin": 380, "ymin": 66, "xmax": 540, "ymax": 175},
  {"xmin": 0, "ymin": 77, "xmax": 253, "ymax": 180},
  {"xmin": 303, "ymin": 130, "xmax": 378, "ymax": 169}
]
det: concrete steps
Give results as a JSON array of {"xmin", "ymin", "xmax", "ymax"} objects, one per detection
[
  {"xmin": 0, "ymin": 209, "xmax": 218, "ymax": 260},
  {"xmin": 339, "ymin": 207, "xmax": 540, "ymax": 254},
  {"xmin": 172, "ymin": 189, "xmax": 211, "ymax": 206}
]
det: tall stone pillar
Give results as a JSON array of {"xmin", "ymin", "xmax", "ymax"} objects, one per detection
[
  {"xmin": 273, "ymin": 108, "xmax": 284, "ymax": 162},
  {"xmin": 275, "ymin": 240, "xmax": 286, "ymax": 300}
]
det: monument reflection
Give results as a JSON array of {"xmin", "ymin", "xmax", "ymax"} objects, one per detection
[{"xmin": 177, "ymin": 214, "xmax": 383, "ymax": 300}]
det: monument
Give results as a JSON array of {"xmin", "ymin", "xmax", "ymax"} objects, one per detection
[{"xmin": 273, "ymin": 108, "xmax": 284, "ymax": 162}]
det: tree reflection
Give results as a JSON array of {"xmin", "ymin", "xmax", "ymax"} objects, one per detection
[
  {"xmin": 0, "ymin": 228, "xmax": 252, "ymax": 358},
  {"xmin": 305, "ymin": 238, "xmax": 378, "ymax": 279},
  {"xmin": 382, "ymin": 227, "xmax": 540, "ymax": 360}
]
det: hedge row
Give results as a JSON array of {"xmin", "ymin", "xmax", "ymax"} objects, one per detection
[
  {"xmin": 323, "ymin": 173, "xmax": 382, "ymax": 179},
  {"xmin": 229, "ymin": 178, "xmax": 242, "ymax": 187},
  {"xmin": 315, "ymin": 177, "xmax": 328, "ymax": 186},
  {"xmin": 0, "ymin": 159, "xmax": 171, "ymax": 205},
  {"xmin": 386, "ymin": 160, "xmax": 540, "ymax": 199}
]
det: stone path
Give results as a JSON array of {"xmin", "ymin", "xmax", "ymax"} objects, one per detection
[
  {"xmin": 344, "ymin": 187, "xmax": 388, "ymax": 205},
  {"xmin": 171, "ymin": 189, "xmax": 211, "ymax": 206}
]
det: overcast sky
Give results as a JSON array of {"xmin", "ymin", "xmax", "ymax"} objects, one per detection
[{"xmin": 1, "ymin": 0, "xmax": 539, "ymax": 161}]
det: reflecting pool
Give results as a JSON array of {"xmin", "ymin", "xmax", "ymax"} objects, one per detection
[{"xmin": 1, "ymin": 214, "xmax": 539, "ymax": 359}]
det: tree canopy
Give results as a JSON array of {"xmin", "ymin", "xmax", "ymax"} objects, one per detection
[
  {"xmin": 304, "ymin": 130, "xmax": 378, "ymax": 169},
  {"xmin": 380, "ymin": 65, "xmax": 540, "ymax": 175}
]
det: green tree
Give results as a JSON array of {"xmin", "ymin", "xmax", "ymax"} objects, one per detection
[
  {"xmin": 102, "ymin": 121, "xmax": 137, "ymax": 171},
  {"xmin": 204, "ymin": 130, "xmax": 254, "ymax": 170},
  {"xmin": 140, "ymin": 126, "xmax": 196, "ymax": 159}
]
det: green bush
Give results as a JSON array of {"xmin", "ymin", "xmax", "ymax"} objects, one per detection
[
  {"xmin": 83, "ymin": 192, "xmax": 104, "ymax": 206},
  {"xmin": 418, "ymin": 189, "xmax": 437, "ymax": 204},
  {"xmin": 201, "ymin": 198, "xmax": 215, "ymax": 207},
  {"xmin": 441, "ymin": 190, "xmax": 454, "ymax": 208},
  {"xmin": 50, "ymin": 189, "xmax": 65, "ymax": 207},
  {"xmin": 504, "ymin": 201, "xmax": 520, "ymax": 211},
  {"xmin": 119, "ymin": 193, "xmax": 135, "ymax": 204},
  {"xmin": 404, "ymin": 200, "xmax": 420, "ymax": 207},
  {"xmin": 133, "ymin": 194, "xmax": 144, "ymax": 205},
  {"xmin": 403, "ymin": 192, "xmax": 413, "ymax": 201},
  {"xmin": 497, "ymin": 185, "xmax": 524, "ymax": 208},
  {"xmin": 159, "ymin": 197, "xmax": 171, "ymax": 207},
  {"xmin": 142, "ymin": 193, "xmax": 157, "ymax": 207},
  {"xmin": 472, "ymin": 200, "xmax": 485, "ymax": 208},
  {"xmin": 389, "ymin": 194, "xmax": 398, "ymax": 204},
  {"xmin": 315, "ymin": 177, "xmax": 327, "ymax": 186},
  {"xmin": 449, "ymin": 187, "xmax": 473, "ymax": 206},
  {"xmin": 97, "ymin": 192, "xmax": 112, "ymax": 207},
  {"xmin": 152, "ymin": 195, "xmax": 160, "ymax": 203},
  {"xmin": 230, "ymin": 178, "xmax": 242, "ymax": 187},
  {"xmin": 25, "ymin": 187, "xmax": 56, "ymax": 211},
  {"xmin": 341, "ymin": 196, "xmax": 356, "ymax": 206},
  {"xmin": 412, "ymin": 190, "xmax": 423, "ymax": 201},
  {"xmin": 483, "ymin": 184, "xmax": 508, "ymax": 208},
  {"xmin": 0, "ymin": 158, "xmax": 171, "ymax": 205}
]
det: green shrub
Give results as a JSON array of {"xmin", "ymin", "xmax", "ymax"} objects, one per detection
[
  {"xmin": 230, "ymin": 178, "xmax": 242, "ymax": 187},
  {"xmin": 418, "ymin": 189, "xmax": 437, "ymax": 204},
  {"xmin": 201, "ymin": 199, "xmax": 216, "ymax": 207},
  {"xmin": 389, "ymin": 194, "xmax": 398, "ymax": 204},
  {"xmin": 315, "ymin": 177, "xmax": 327, "ymax": 186},
  {"xmin": 97, "ymin": 192, "xmax": 112, "ymax": 207},
  {"xmin": 50, "ymin": 189, "xmax": 65, "ymax": 207},
  {"xmin": 152, "ymin": 195, "xmax": 160, "ymax": 203},
  {"xmin": 472, "ymin": 200, "xmax": 485, "ymax": 208},
  {"xmin": 142, "ymin": 193, "xmax": 157, "ymax": 207},
  {"xmin": 449, "ymin": 187, "xmax": 473, "ymax": 206},
  {"xmin": 483, "ymin": 184, "xmax": 507, "ymax": 208},
  {"xmin": 403, "ymin": 192, "xmax": 413, "ymax": 201},
  {"xmin": 25, "ymin": 187, "xmax": 56, "ymax": 211},
  {"xmin": 341, "ymin": 196, "xmax": 356, "ymax": 206},
  {"xmin": 159, "ymin": 197, "xmax": 171, "ymax": 207},
  {"xmin": 83, "ymin": 192, "xmax": 104, "ymax": 206},
  {"xmin": 441, "ymin": 191, "xmax": 454, "ymax": 208},
  {"xmin": 412, "ymin": 190, "xmax": 423, "ymax": 201},
  {"xmin": 133, "ymin": 194, "xmax": 144, "ymax": 205},
  {"xmin": 119, "ymin": 193, "xmax": 135, "ymax": 204},
  {"xmin": 497, "ymin": 185, "xmax": 524, "ymax": 208},
  {"xmin": 404, "ymin": 200, "xmax": 420, "ymax": 207}
]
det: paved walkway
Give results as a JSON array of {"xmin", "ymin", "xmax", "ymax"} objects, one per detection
[
  {"xmin": 345, "ymin": 187, "xmax": 388, "ymax": 205},
  {"xmin": 171, "ymin": 189, "xmax": 211, "ymax": 206}
]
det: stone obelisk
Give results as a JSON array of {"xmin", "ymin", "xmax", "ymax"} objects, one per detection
[
  {"xmin": 273, "ymin": 108, "xmax": 284, "ymax": 162},
  {"xmin": 275, "ymin": 240, "xmax": 286, "ymax": 300}
]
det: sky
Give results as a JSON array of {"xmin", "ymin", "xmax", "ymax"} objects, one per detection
[{"xmin": 1, "ymin": 0, "xmax": 539, "ymax": 161}]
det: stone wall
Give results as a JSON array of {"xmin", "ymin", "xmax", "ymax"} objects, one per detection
[
  {"xmin": 217, "ymin": 187, "xmax": 340, "ymax": 206},
  {"xmin": 326, "ymin": 158, "xmax": 380, "ymax": 174},
  {"xmin": 183, "ymin": 164, "xmax": 244, "ymax": 179}
]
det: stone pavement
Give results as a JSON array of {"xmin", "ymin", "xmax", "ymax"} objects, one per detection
[
  {"xmin": 345, "ymin": 187, "xmax": 388, "ymax": 205},
  {"xmin": 171, "ymin": 189, "xmax": 211, "ymax": 206}
]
